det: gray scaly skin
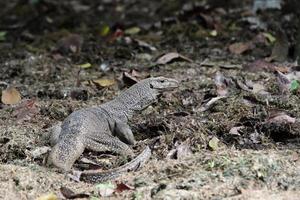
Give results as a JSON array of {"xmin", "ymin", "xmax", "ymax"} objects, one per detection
[{"xmin": 47, "ymin": 77, "xmax": 179, "ymax": 182}]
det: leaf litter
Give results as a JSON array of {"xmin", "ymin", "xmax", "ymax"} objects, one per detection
[{"xmin": 0, "ymin": 0, "xmax": 300, "ymax": 199}]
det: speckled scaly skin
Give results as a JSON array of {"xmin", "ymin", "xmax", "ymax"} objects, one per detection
[{"xmin": 47, "ymin": 77, "xmax": 179, "ymax": 182}]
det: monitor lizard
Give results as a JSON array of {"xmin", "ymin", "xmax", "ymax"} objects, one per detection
[{"xmin": 47, "ymin": 77, "xmax": 179, "ymax": 183}]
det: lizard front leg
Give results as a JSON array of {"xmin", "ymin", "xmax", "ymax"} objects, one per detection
[
  {"xmin": 48, "ymin": 121, "xmax": 62, "ymax": 146},
  {"xmin": 113, "ymin": 121, "xmax": 136, "ymax": 145}
]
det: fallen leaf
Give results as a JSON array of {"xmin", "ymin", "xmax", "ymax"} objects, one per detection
[
  {"xmin": 262, "ymin": 32, "xmax": 276, "ymax": 43},
  {"xmin": 252, "ymin": 83, "xmax": 268, "ymax": 95},
  {"xmin": 70, "ymin": 88, "xmax": 88, "ymax": 100},
  {"xmin": 1, "ymin": 87, "xmax": 21, "ymax": 105},
  {"xmin": 121, "ymin": 71, "xmax": 140, "ymax": 86},
  {"xmin": 115, "ymin": 182, "xmax": 133, "ymax": 193},
  {"xmin": 209, "ymin": 30, "xmax": 218, "ymax": 37},
  {"xmin": 167, "ymin": 141, "xmax": 192, "ymax": 159},
  {"xmin": 92, "ymin": 79, "xmax": 116, "ymax": 87},
  {"xmin": 12, "ymin": 99, "xmax": 39, "ymax": 121},
  {"xmin": 228, "ymin": 41, "xmax": 254, "ymax": 55},
  {"xmin": 290, "ymin": 80, "xmax": 300, "ymax": 92},
  {"xmin": 267, "ymin": 110, "xmax": 296, "ymax": 124},
  {"xmin": 100, "ymin": 25, "xmax": 110, "ymax": 37},
  {"xmin": 229, "ymin": 126, "xmax": 244, "ymax": 136},
  {"xmin": 201, "ymin": 60, "xmax": 241, "ymax": 69},
  {"xmin": 108, "ymin": 29, "xmax": 124, "ymax": 42},
  {"xmin": 96, "ymin": 182, "xmax": 116, "ymax": 197},
  {"xmin": 208, "ymin": 136, "xmax": 219, "ymax": 151},
  {"xmin": 199, "ymin": 96, "xmax": 226, "ymax": 112},
  {"xmin": 124, "ymin": 27, "xmax": 141, "ymax": 35},
  {"xmin": 243, "ymin": 60, "xmax": 289, "ymax": 73},
  {"xmin": 267, "ymin": 29, "xmax": 289, "ymax": 62},
  {"xmin": 134, "ymin": 39, "xmax": 157, "ymax": 51},
  {"xmin": 214, "ymin": 71, "xmax": 231, "ymax": 96},
  {"xmin": 275, "ymin": 71, "xmax": 291, "ymax": 95},
  {"xmin": 36, "ymin": 193, "xmax": 57, "ymax": 200},
  {"xmin": 78, "ymin": 63, "xmax": 92, "ymax": 69},
  {"xmin": 253, "ymin": 0, "xmax": 281, "ymax": 12},
  {"xmin": 57, "ymin": 34, "xmax": 83, "ymax": 54},
  {"xmin": 29, "ymin": 146, "xmax": 50, "ymax": 159},
  {"xmin": 60, "ymin": 186, "xmax": 90, "ymax": 199},
  {"xmin": 252, "ymin": 33, "xmax": 268, "ymax": 45},
  {"xmin": 99, "ymin": 62, "xmax": 110, "ymax": 72},
  {"xmin": 70, "ymin": 1, "xmax": 90, "ymax": 12},
  {"xmin": 0, "ymin": 31, "xmax": 6, "ymax": 41},
  {"xmin": 156, "ymin": 52, "xmax": 193, "ymax": 65}
]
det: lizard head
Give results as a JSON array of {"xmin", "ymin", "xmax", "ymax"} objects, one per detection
[
  {"xmin": 119, "ymin": 76, "xmax": 179, "ymax": 112},
  {"xmin": 148, "ymin": 77, "xmax": 179, "ymax": 93}
]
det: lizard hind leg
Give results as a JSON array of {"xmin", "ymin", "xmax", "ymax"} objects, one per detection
[
  {"xmin": 85, "ymin": 133, "xmax": 134, "ymax": 157},
  {"xmin": 47, "ymin": 135, "xmax": 85, "ymax": 171}
]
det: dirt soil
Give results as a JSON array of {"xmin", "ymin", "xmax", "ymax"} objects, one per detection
[{"xmin": 0, "ymin": 0, "xmax": 299, "ymax": 199}]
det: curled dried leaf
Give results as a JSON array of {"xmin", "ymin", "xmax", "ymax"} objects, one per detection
[
  {"xmin": 156, "ymin": 52, "xmax": 193, "ymax": 65},
  {"xmin": 1, "ymin": 87, "xmax": 21, "ymax": 105},
  {"xmin": 228, "ymin": 41, "xmax": 254, "ymax": 55}
]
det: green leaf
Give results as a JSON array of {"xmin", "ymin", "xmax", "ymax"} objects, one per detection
[
  {"xmin": 208, "ymin": 136, "xmax": 219, "ymax": 151},
  {"xmin": 95, "ymin": 182, "xmax": 115, "ymax": 189},
  {"xmin": 124, "ymin": 27, "xmax": 141, "ymax": 35},
  {"xmin": 89, "ymin": 197, "xmax": 100, "ymax": 200},
  {"xmin": 30, "ymin": 0, "xmax": 40, "ymax": 4},
  {"xmin": 290, "ymin": 80, "xmax": 300, "ymax": 91},
  {"xmin": 100, "ymin": 25, "xmax": 110, "ymax": 37},
  {"xmin": 78, "ymin": 63, "xmax": 92, "ymax": 69},
  {"xmin": 0, "ymin": 31, "xmax": 7, "ymax": 41},
  {"xmin": 263, "ymin": 32, "xmax": 276, "ymax": 44}
]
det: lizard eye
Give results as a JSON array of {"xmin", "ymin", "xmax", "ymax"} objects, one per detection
[
  {"xmin": 150, "ymin": 83, "xmax": 154, "ymax": 88},
  {"xmin": 160, "ymin": 80, "xmax": 165, "ymax": 83}
]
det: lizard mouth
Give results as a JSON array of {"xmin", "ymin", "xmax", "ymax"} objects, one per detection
[{"xmin": 151, "ymin": 79, "xmax": 179, "ymax": 91}]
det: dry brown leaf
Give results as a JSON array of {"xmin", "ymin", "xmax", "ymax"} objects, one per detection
[
  {"xmin": 92, "ymin": 79, "xmax": 116, "ymax": 87},
  {"xmin": 29, "ymin": 146, "xmax": 50, "ymax": 159},
  {"xmin": 199, "ymin": 96, "xmax": 226, "ymax": 112},
  {"xmin": 275, "ymin": 71, "xmax": 291, "ymax": 95},
  {"xmin": 267, "ymin": 110, "xmax": 296, "ymax": 124},
  {"xmin": 214, "ymin": 71, "xmax": 230, "ymax": 96},
  {"xmin": 268, "ymin": 29, "xmax": 289, "ymax": 62},
  {"xmin": 121, "ymin": 71, "xmax": 141, "ymax": 86},
  {"xmin": 115, "ymin": 182, "xmax": 134, "ymax": 193},
  {"xmin": 60, "ymin": 186, "xmax": 90, "ymax": 199},
  {"xmin": 156, "ymin": 52, "xmax": 193, "ymax": 65},
  {"xmin": 134, "ymin": 39, "xmax": 157, "ymax": 51},
  {"xmin": 243, "ymin": 60, "xmax": 289, "ymax": 73},
  {"xmin": 167, "ymin": 141, "xmax": 192, "ymax": 159},
  {"xmin": 36, "ymin": 193, "xmax": 57, "ymax": 200},
  {"xmin": 57, "ymin": 33, "xmax": 83, "ymax": 54},
  {"xmin": 229, "ymin": 126, "xmax": 244, "ymax": 136},
  {"xmin": 1, "ymin": 87, "xmax": 21, "ymax": 105},
  {"xmin": 12, "ymin": 99, "xmax": 39, "ymax": 122},
  {"xmin": 228, "ymin": 41, "xmax": 254, "ymax": 55},
  {"xmin": 268, "ymin": 114, "xmax": 296, "ymax": 124}
]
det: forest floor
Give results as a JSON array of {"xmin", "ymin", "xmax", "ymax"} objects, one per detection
[{"xmin": 0, "ymin": 0, "xmax": 299, "ymax": 199}]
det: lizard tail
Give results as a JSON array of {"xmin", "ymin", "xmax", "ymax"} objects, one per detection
[{"xmin": 71, "ymin": 146, "xmax": 151, "ymax": 183}]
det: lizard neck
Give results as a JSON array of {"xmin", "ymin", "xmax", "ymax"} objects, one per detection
[
  {"xmin": 100, "ymin": 99, "xmax": 133, "ymax": 123},
  {"xmin": 101, "ymin": 84, "xmax": 157, "ymax": 122}
]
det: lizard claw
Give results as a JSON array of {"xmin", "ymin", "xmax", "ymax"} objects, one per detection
[{"xmin": 68, "ymin": 170, "xmax": 82, "ymax": 182}]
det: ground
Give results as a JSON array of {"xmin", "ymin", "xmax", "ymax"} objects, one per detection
[{"xmin": 0, "ymin": 0, "xmax": 299, "ymax": 199}]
